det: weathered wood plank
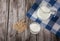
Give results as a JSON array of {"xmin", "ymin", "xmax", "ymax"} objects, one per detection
[
  {"xmin": 43, "ymin": 29, "xmax": 52, "ymax": 41},
  {"xmin": 51, "ymin": 33, "xmax": 57, "ymax": 41},
  {"xmin": 0, "ymin": 0, "xmax": 8, "ymax": 41},
  {"xmin": 36, "ymin": 27, "xmax": 44, "ymax": 41},
  {"xmin": 8, "ymin": 0, "xmax": 18, "ymax": 41},
  {"xmin": 17, "ymin": 0, "xmax": 26, "ymax": 41}
]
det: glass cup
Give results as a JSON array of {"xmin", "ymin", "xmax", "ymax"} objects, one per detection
[
  {"xmin": 29, "ymin": 22, "xmax": 41, "ymax": 34},
  {"xmin": 37, "ymin": 0, "xmax": 57, "ymax": 20}
]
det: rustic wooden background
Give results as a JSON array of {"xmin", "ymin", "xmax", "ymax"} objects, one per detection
[{"xmin": 0, "ymin": 0, "xmax": 60, "ymax": 41}]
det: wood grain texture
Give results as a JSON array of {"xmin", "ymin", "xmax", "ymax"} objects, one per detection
[
  {"xmin": 0, "ymin": 0, "xmax": 8, "ymax": 41},
  {"xmin": 0, "ymin": 0, "xmax": 60, "ymax": 41}
]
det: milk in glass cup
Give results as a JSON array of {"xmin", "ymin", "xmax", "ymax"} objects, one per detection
[
  {"xmin": 37, "ymin": 1, "xmax": 57, "ymax": 20},
  {"xmin": 29, "ymin": 22, "xmax": 41, "ymax": 34}
]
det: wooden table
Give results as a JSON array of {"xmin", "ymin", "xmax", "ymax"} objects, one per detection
[{"xmin": 0, "ymin": 0, "xmax": 60, "ymax": 41}]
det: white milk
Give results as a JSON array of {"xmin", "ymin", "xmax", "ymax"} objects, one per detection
[
  {"xmin": 37, "ymin": 6, "xmax": 51, "ymax": 20},
  {"xmin": 29, "ymin": 22, "xmax": 41, "ymax": 34},
  {"xmin": 37, "ymin": 1, "xmax": 56, "ymax": 20}
]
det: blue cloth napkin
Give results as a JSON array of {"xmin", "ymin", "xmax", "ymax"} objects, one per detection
[{"xmin": 26, "ymin": 0, "xmax": 60, "ymax": 37}]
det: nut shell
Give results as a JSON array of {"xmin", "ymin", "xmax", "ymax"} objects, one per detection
[{"xmin": 13, "ymin": 19, "xmax": 27, "ymax": 33}]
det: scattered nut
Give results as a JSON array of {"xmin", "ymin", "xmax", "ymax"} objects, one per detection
[{"xmin": 13, "ymin": 19, "xmax": 27, "ymax": 33}]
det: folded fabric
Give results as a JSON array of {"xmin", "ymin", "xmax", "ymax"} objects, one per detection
[{"xmin": 26, "ymin": 0, "xmax": 60, "ymax": 37}]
